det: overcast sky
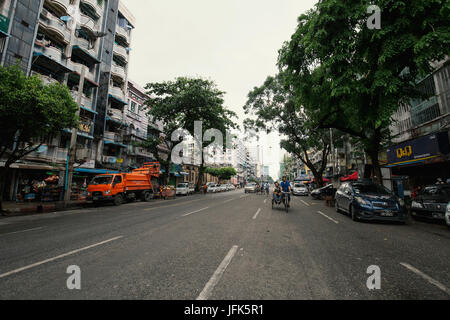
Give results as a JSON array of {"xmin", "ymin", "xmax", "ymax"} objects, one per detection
[{"xmin": 121, "ymin": 0, "xmax": 317, "ymax": 179}]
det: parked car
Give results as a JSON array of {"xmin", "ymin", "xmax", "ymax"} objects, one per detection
[
  {"xmin": 245, "ymin": 182, "xmax": 257, "ymax": 193},
  {"xmin": 411, "ymin": 184, "xmax": 450, "ymax": 221},
  {"xmin": 445, "ymin": 202, "xmax": 450, "ymax": 228},
  {"xmin": 188, "ymin": 184, "xmax": 195, "ymax": 195},
  {"xmin": 335, "ymin": 181, "xmax": 407, "ymax": 223},
  {"xmin": 219, "ymin": 184, "xmax": 228, "ymax": 192},
  {"xmin": 207, "ymin": 184, "xmax": 218, "ymax": 193},
  {"xmin": 311, "ymin": 184, "xmax": 336, "ymax": 200},
  {"xmin": 176, "ymin": 183, "xmax": 189, "ymax": 196},
  {"xmin": 227, "ymin": 184, "xmax": 236, "ymax": 191},
  {"xmin": 293, "ymin": 183, "xmax": 309, "ymax": 196}
]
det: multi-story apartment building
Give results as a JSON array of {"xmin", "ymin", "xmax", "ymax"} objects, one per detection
[
  {"xmin": 0, "ymin": 0, "xmax": 137, "ymax": 202},
  {"xmin": 387, "ymin": 61, "xmax": 450, "ymax": 188}
]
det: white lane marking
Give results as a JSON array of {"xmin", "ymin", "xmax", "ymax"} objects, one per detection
[
  {"xmin": 317, "ymin": 211, "xmax": 339, "ymax": 224},
  {"xmin": 0, "ymin": 227, "xmax": 44, "ymax": 237},
  {"xmin": 300, "ymin": 200, "xmax": 310, "ymax": 207},
  {"xmin": 182, "ymin": 207, "xmax": 209, "ymax": 217},
  {"xmin": 253, "ymin": 208, "xmax": 261, "ymax": 220},
  {"xmin": 264, "ymin": 199, "xmax": 267, "ymax": 204},
  {"xmin": 240, "ymin": 195, "xmax": 247, "ymax": 199},
  {"xmin": 223, "ymin": 198, "xmax": 235, "ymax": 204},
  {"xmin": 197, "ymin": 245, "xmax": 239, "ymax": 300},
  {"xmin": 400, "ymin": 263, "xmax": 450, "ymax": 295},
  {"xmin": 0, "ymin": 236, "xmax": 123, "ymax": 279}
]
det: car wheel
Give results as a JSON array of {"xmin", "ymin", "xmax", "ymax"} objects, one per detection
[
  {"xmin": 143, "ymin": 191, "xmax": 152, "ymax": 202},
  {"xmin": 350, "ymin": 205, "xmax": 358, "ymax": 222},
  {"xmin": 113, "ymin": 194, "xmax": 123, "ymax": 206}
]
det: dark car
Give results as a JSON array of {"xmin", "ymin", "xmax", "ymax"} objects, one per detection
[
  {"xmin": 411, "ymin": 184, "xmax": 450, "ymax": 221},
  {"xmin": 311, "ymin": 184, "xmax": 336, "ymax": 200},
  {"xmin": 335, "ymin": 181, "xmax": 407, "ymax": 223}
]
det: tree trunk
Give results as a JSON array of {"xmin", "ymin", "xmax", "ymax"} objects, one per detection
[
  {"xmin": 0, "ymin": 166, "xmax": 10, "ymax": 215},
  {"xmin": 196, "ymin": 164, "xmax": 205, "ymax": 192},
  {"xmin": 366, "ymin": 131, "xmax": 383, "ymax": 185}
]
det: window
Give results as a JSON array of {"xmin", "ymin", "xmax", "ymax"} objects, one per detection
[
  {"xmin": 113, "ymin": 176, "xmax": 122, "ymax": 184},
  {"xmin": 130, "ymin": 101, "xmax": 136, "ymax": 113}
]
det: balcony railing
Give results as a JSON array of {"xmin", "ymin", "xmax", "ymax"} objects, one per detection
[
  {"xmin": 70, "ymin": 62, "xmax": 96, "ymax": 83},
  {"xmin": 104, "ymin": 131, "xmax": 123, "ymax": 143},
  {"xmin": 107, "ymin": 108, "xmax": 124, "ymax": 122},
  {"xmin": 111, "ymin": 64, "xmax": 126, "ymax": 80},
  {"xmin": 71, "ymin": 91, "xmax": 94, "ymax": 110},
  {"xmin": 48, "ymin": 0, "xmax": 71, "ymax": 12},
  {"xmin": 113, "ymin": 43, "xmax": 128, "ymax": 61},
  {"xmin": 109, "ymin": 86, "xmax": 126, "ymax": 101},
  {"xmin": 81, "ymin": 0, "xmax": 103, "ymax": 16},
  {"xmin": 39, "ymin": 11, "xmax": 70, "ymax": 40},
  {"xmin": 115, "ymin": 26, "xmax": 130, "ymax": 44},
  {"xmin": 34, "ymin": 45, "xmax": 63, "ymax": 64}
]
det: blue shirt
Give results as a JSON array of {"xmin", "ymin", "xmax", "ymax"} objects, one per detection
[{"xmin": 280, "ymin": 181, "xmax": 291, "ymax": 192}]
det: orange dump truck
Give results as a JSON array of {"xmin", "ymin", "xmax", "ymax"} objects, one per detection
[{"xmin": 87, "ymin": 162, "xmax": 160, "ymax": 206}]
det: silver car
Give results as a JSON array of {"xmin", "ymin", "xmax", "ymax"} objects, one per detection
[
  {"xmin": 293, "ymin": 183, "xmax": 309, "ymax": 196},
  {"xmin": 445, "ymin": 202, "xmax": 450, "ymax": 229},
  {"xmin": 245, "ymin": 183, "xmax": 257, "ymax": 193}
]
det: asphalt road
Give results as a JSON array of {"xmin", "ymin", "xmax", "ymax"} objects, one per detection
[{"xmin": 0, "ymin": 190, "xmax": 449, "ymax": 300}]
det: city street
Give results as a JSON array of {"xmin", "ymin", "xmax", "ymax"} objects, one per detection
[{"xmin": 0, "ymin": 190, "xmax": 448, "ymax": 300}]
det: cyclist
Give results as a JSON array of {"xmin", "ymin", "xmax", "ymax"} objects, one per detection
[
  {"xmin": 273, "ymin": 182, "xmax": 282, "ymax": 203},
  {"xmin": 280, "ymin": 176, "xmax": 292, "ymax": 208}
]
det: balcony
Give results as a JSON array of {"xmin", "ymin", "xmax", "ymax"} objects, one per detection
[
  {"xmin": 107, "ymin": 108, "xmax": 124, "ymax": 122},
  {"xmin": 109, "ymin": 86, "xmax": 126, "ymax": 101},
  {"xmin": 80, "ymin": 0, "xmax": 103, "ymax": 17},
  {"xmin": 47, "ymin": 0, "xmax": 71, "ymax": 13},
  {"xmin": 34, "ymin": 45, "xmax": 63, "ymax": 64},
  {"xmin": 71, "ymin": 91, "xmax": 94, "ymax": 110},
  {"xmin": 70, "ymin": 61, "xmax": 96, "ymax": 83},
  {"xmin": 111, "ymin": 64, "xmax": 126, "ymax": 81},
  {"xmin": 113, "ymin": 43, "xmax": 128, "ymax": 61},
  {"xmin": 104, "ymin": 131, "xmax": 123, "ymax": 143},
  {"xmin": 115, "ymin": 26, "xmax": 130, "ymax": 45},
  {"xmin": 72, "ymin": 37, "xmax": 98, "ymax": 62},
  {"xmin": 79, "ymin": 13, "xmax": 99, "ymax": 35},
  {"xmin": 39, "ymin": 11, "xmax": 70, "ymax": 41}
]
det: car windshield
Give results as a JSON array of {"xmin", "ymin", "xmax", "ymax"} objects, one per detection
[
  {"xmin": 420, "ymin": 186, "xmax": 450, "ymax": 197},
  {"xmin": 353, "ymin": 183, "xmax": 392, "ymax": 195},
  {"xmin": 90, "ymin": 176, "xmax": 113, "ymax": 185},
  {"xmin": 177, "ymin": 184, "xmax": 187, "ymax": 188},
  {"xmin": 295, "ymin": 184, "xmax": 304, "ymax": 188}
]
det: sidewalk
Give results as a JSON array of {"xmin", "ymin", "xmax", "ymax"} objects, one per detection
[{"xmin": 1, "ymin": 200, "xmax": 88, "ymax": 217}]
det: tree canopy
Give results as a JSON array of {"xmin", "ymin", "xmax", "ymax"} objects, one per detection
[
  {"xmin": 0, "ymin": 64, "xmax": 78, "ymax": 211},
  {"xmin": 277, "ymin": 0, "xmax": 450, "ymax": 182},
  {"xmin": 144, "ymin": 77, "xmax": 238, "ymax": 187}
]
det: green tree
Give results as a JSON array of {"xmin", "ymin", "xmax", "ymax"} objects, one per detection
[
  {"xmin": 144, "ymin": 77, "xmax": 237, "ymax": 188},
  {"xmin": 278, "ymin": 0, "xmax": 450, "ymax": 183},
  {"xmin": 0, "ymin": 64, "xmax": 78, "ymax": 212},
  {"xmin": 205, "ymin": 167, "xmax": 237, "ymax": 182},
  {"xmin": 244, "ymin": 75, "xmax": 332, "ymax": 187}
]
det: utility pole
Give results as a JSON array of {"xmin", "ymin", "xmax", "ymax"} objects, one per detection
[{"xmin": 64, "ymin": 66, "xmax": 86, "ymax": 206}]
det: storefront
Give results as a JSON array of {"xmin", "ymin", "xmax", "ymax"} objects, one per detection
[{"xmin": 385, "ymin": 130, "xmax": 450, "ymax": 193}]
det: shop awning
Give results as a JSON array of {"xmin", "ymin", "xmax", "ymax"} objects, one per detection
[
  {"xmin": 75, "ymin": 168, "xmax": 119, "ymax": 174},
  {"xmin": 103, "ymin": 139, "xmax": 127, "ymax": 148},
  {"xmin": 80, "ymin": 105, "xmax": 98, "ymax": 115},
  {"xmin": 180, "ymin": 172, "xmax": 189, "ymax": 176},
  {"xmin": 108, "ymin": 94, "xmax": 128, "ymax": 105},
  {"xmin": 340, "ymin": 171, "xmax": 359, "ymax": 182}
]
